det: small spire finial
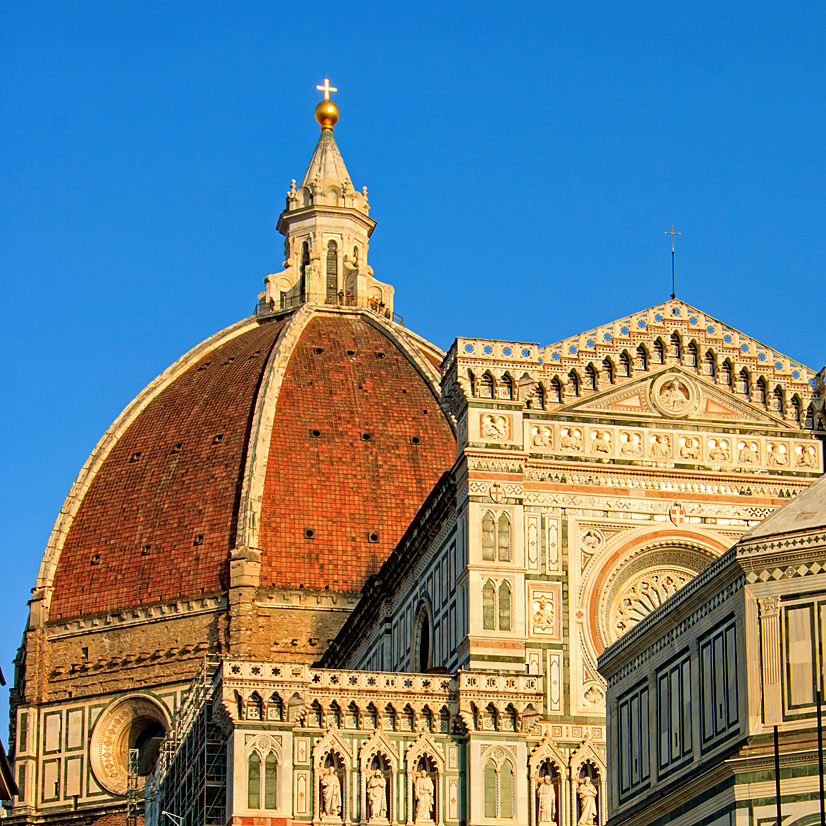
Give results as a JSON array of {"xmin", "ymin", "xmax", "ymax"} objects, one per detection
[
  {"xmin": 314, "ymin": 78, "xmax": 340, "ymax": 131},
  {"xmin": 665, "ymin": 225, "xmax": 681, "ymax": 299}
]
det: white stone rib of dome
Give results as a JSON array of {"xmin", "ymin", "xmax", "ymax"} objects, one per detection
[{"xmin": 233, "ymin": 305, "xmax": 452, "ymax": 563}]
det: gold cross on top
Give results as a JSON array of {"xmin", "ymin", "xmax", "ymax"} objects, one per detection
[{"xmin": 316, "ymin": 78, "xmax": 338, "ymax": 100}]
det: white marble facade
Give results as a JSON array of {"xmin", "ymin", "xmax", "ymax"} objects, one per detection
[{"xmin": 598, "ymin": 474, "xmax": 826, "ymax": 826}]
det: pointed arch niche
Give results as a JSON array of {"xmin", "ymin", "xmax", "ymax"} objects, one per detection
[
  {"xmin": 569, "ymin": 739, "xmax": 606, "ymax": 826},
  {"xmin": 529, "ymin": 734, "xmax": 569, "ymax": 826},
  {"xmin": 313, "ymin": 728, "xmax": 352, "ymax": 822},
  {"xmin": 481, "ymin": 744, "xmax": 516, "ymax": 819},
  {"xmin": 359, "ymin": 731, "xmax": 398, "ymax": 824},
  {"xmin": 405, "ymin": 731, "xmax": 445, "ymax": 826},
  {"xmin": 244, "ymin": 734, "xmax": 283, "ymax": 813}
]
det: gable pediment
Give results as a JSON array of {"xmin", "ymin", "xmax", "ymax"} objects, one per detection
[
  {"xmin": 537, "ymin": 299, "xmax": 815, "ymax": 415},
  {"xmin": 558, "ymin": 368, "xmax": 793, "ymax": 428}
]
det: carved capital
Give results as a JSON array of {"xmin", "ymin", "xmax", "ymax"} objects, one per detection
[{"xmin": 758, "ymin": 596, "xmax": 779, "ymax": 618}]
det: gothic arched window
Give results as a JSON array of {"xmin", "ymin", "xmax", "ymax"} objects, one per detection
[
  {"xmin": 602, "ymin": 358, "xmax": 615, "ymax": 385},
  {"xmin": 478, "ymin": 373, "xmax": 494, "ymax": 399},
  {"xmin": 414, "ymin": 607, "xmax": 431, "ymax": 671},
  {"xmin": 248, "ymin": 752, "xmax": 261, "ymax": 809},
  {"xmin": 481, "ymin": 512, "xmax": 495, "ymax": 561},
  {"xmin": 703, "ymin": 350, "xmax": 716, "ymax": 380},
  {"xmin": 482, "ymin": 582, "xmax": 495, "ymax": 630},
  {"xmin": 484, "ymin": 756, "xmax": 515, "ymax": 819},
  {"xmin": 300, "ymin": 241, "xmax": 310, "ymax": 300},
  {"xmin": 736, "ymin": 368, "xmax": 750, "ymax": 397},
  {"xmin": 549, "ymin": 378, "xmax": 562, "ymax": 403},
  {"xmin": 669, "ymin": 333, "xmax": 682, "ymax": 361},
  {"xmin": 497, "ymin": 514, "xmax": 511, "ymax": 562},
  {"xmin": 484, "ymin": 760, "xmax": 497, "ymax": 818},
  {"xmin": 635, "ymin": 345, "xmax": 648, "ymax": 372},
  {"xmin": 500, "ymin": 762, "xmax": 514, "ymax": 818},
  {"xmin": 584, "ymin": 364, "xmax": 597, "ymax": 391},
  {"xmin": 771, "ymin": 385, "xmax": 784, "ymax": 413},
  {"xmin": 498, "ymin": 582, "xmax": 511, "ymax": 631},
  {"xmin": 721, "ymin": 360, "xmax": 734, "ymax": 389},
  {"xmin": 619, "ymin": 352, "xmax": 631, "ymax": 378},
  {"xmin": 568, "ymin": 370, "xmax": 580, "ymax": 397},
  {"xmin": 264, "ymin": 753, "xmax": 278, "ymax": 809},
  {"xmin": 791, "ymin": 396, "xmax": 802, "ymax": 425},
  {"xmin": 653, "ymin": 339, "xmax": 665, "ymax": 365},
  {"xmin": 500, "ymin": 374, "xmax": 514, "ymax": 400},
  {"xmin": 686, "ymin": 342, "xmax": 698, "ymax": 368},
  {"xmin": 326, "ymin": 240, "xmax": 338, "ymax": 303},
  {"xmin": 756, "ymin": 378, "xmax": 768, "ymax": 407}
]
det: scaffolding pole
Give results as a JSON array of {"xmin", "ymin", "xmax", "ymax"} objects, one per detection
[
  {"xmin": 145, "ymin": 657, "xmax": 225, "ymax": 826},
  {"xmin": 126, "ymin": 748, "xmax": 140, "ymax": 826}
]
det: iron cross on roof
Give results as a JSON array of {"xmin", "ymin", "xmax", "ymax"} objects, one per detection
[
  {"xmin": 665, "ymin": 225, "xmax": 681, "ymax": 299},
  {"xmin": 317, "ymin": 78, "xmax": 338, "ymax": 100}
]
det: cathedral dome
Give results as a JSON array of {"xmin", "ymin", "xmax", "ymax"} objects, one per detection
[
  {"xmin": 39, "ymin": 305, "xmax": 455, "ymax": 621},
  {"xmin": 33, "ymin": 97, "xmax": 456, "ymax": 625}
]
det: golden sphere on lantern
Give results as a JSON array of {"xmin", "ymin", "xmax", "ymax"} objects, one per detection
[{"xmin": 314, "ymin": 99, "xmax": 339, "ymax": 130}]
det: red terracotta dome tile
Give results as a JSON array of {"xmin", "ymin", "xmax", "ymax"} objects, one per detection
[{"xmin": 258, "ymin": 315, "xmax": 455, "ymax": 592}]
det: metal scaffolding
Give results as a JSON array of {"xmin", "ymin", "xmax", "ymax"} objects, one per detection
[
  {"xmin": 145, "ymin": 657, "xmax": 226, "ymax": 826},
  {"xmin": 126, "ymin": 748, "xmax": 139, "ymax": 826}
]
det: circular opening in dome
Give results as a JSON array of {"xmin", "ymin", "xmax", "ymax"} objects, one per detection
[
  {"xmin": 304, "ymin": 528, "xmax": 315, "ymax": 539},
  {"xmin": 313, "ymin": 347, "xmax": 324, "ymax": 354},
  {"xmin": 368, "ymin": 532, "xmax": 379, "ymax": 543},
  {"xmin": 411, "ymin": 436, "xmax": 421, "ymax": 445},
  {"xmin": 361, "ymin": 433, "xmax": 371, "ymax": 441},
  {"xmin": 311, "ymin": 429, "xmax": 321, "ymax": 437},
  {"xmin": 375, "ymin": 352, "xmax": 386, "ymax": 359},
  {"xmin": 346, "ymin": 349, "xmax": 355, "ymax": 356}
]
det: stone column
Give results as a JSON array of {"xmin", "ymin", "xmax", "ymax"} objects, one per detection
[{"xmin": 758, "ymin": 596, "xmax": 782, "ymax": 725}]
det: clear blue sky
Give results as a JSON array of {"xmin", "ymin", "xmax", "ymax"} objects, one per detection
[{"xmin": 1, "ymin": 1, "xmax": 824, "ymax": 727}]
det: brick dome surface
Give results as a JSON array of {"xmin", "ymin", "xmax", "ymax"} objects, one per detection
[
  {"xmin": 258, "ymin": 315, "xmax": 455, "ymax": 591},
  {"xmin": 47, "ymin": 310, "xmax": 455, "ymax": 620}
]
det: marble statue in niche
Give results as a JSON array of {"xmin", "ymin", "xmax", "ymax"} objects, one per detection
[
  {"xmin": 535, "ymin": 774, "xmax": 556, "ymax": 824},
  {"xmin": 581, "ymin": 530, "xmax": 602, "ymax": 552},
  {"xmin": 532, "ymin": 596, "xmax": 555, "ymax": 631},
  {"xmin": 796, "ymin": 444, "xmax": 817, "ymax": 468},
  {"xmin": 413, "ymin": 769, "xmax": 434, "ymax": 823},
  {"xmin": 321, "ymin": 767, "xmax": 342, "ymax": 817},
  {"xmin": 767, "ymin": 443, "xmax": 789, "ymax": 466},
  {"xmin": 367, "ymin": 770, "xmax": 387, "ymax": 820},
  {"xmin": 576, "ymin": 774, "xmax": 598, "ymax": 826}
]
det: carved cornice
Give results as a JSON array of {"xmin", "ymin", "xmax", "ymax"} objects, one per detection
[{"xmin": 46, "ymin": 594, "xmax": 227, "ymax": 639}]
